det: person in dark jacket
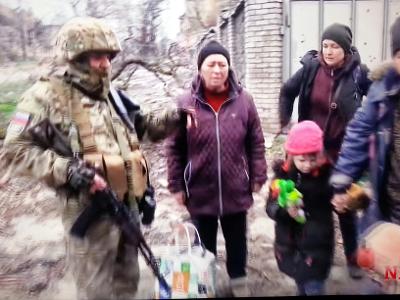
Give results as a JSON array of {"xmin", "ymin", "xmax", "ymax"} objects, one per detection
[
  {"xmin": 267, "ymin": 121, "xmax": 334, "ymax": 296},
  {"xmin": 330, "ymin": 16, "xmax": 400, "ymax": 295},
  {"xmin": 166, "ymin": 40, "xmax": 267, "ymax": 297},
  {"xmin": 331, "ymin": 16, "xmax": 400, "ymax": 235},
  {"xmin": 279, "ymin": 23, "xmax": 372, "ymax": 279}
]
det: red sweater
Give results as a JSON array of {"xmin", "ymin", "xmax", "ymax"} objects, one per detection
[{"xmin": 204, "ymin": 88, "xmax": 229, "ymax": 112}]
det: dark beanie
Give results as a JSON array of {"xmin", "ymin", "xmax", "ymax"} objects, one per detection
[
  {"xmin": 197, "ymin": 40, "xmax": 230, "ymax": 69},
  {"xmin": 391, "ymin": 17, "xmax": 400, "ymax": 56},
  {"xmin": 321, "ymin": 23, "xmax": 352, "ymax": 54}
]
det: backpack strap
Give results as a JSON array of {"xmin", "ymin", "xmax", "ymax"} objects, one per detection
[
  {"xmin": 352, "ymin": 65, "xmax": 363, "ymax": 100},
  {"xmin": 106, "ymin": 93, "xmax": 134, "ymax": 159},
  {"xmin": 107, "ymin": 90, "xmax": 150, "ymax": 200},
  {"xmin": 48, "ymin": 76, "xmax": 98, "ymax": 156},
  {"xmin": 109, "ymin": 86, "xmax": 140, "ymax": 150},
  {"xmin": 70, "ymin": 96, "xmax": 98, "ymax": 154}
]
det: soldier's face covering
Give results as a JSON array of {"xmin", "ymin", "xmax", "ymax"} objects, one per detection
[
  {"xmin": 88, "ymin": 53, "xmax": 112, "ymax": 77},
  {"xmin": 67, "ymin": 51, "xmax": 115, "ymax": 98}
]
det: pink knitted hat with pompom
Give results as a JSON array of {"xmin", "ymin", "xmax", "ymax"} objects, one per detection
[{"xmin": 285, "ymin": 121, "xmax": 323, "ymax": 155}]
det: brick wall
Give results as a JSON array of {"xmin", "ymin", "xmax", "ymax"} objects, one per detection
[
  {"xmin": 210, "ymin": 0, "xmax": 284, "ymax": 135},
  {"xmin": 231, "ymin": 3, "xmax": 246, "ymax": 85},
  {"xmin": 244, "ymin": 0, "xmax": 283, "ymax": 134},
  {"xmin": 219, "ymin": 21, "xmax": 229, "ymax": 49}
]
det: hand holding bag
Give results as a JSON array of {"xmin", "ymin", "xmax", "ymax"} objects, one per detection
[{"xmin": 154, "ymin": 222, "xmax": 216, "ymax": 299}]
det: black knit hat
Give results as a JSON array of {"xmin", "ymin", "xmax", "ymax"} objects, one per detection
[
  {"xmin": 391, "ymin": 17, "xmax": 400, "ymax": 56},
  {"xmin": 197, "ymin": 40, "xmax": 230, "ymax": 69},
  {"xmin": 321, "ymin": 23, "xmax": 353, "ymax": 54}
]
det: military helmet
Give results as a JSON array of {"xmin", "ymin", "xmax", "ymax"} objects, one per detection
[{"xmin": 55, "ymin": 17, "xmax": 121, "ymax": 63}]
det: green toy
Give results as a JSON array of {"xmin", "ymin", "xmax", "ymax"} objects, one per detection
[{"xmin": 271, "ymin": 179, "xmax": 306, "ymax": 224}]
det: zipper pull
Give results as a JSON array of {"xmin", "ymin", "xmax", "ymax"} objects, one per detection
[{"xmin": 296, "ymin": 172, "xmax": 301, "ymax": 186}]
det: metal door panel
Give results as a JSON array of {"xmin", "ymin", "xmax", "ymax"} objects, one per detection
[
  {"xmin": 290, "ymin": 1, "xmax": 319, "ymax": 75},
  {"xmin": 323, "ymin": 1, "xmax": 352, "ymax": 28},
  {"xmin": 354, "ymin": 0, "xmax": 384, "ymax": 68}
]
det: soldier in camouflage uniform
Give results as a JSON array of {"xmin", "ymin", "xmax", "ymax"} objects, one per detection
[{"xmin": 1, "ymin": 17, "xmax": 185, "ymax": 300}]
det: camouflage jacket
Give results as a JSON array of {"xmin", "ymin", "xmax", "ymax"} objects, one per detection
[{"xmin": 1, "ymin": 73, "xmax": 181, "ymax": 192}]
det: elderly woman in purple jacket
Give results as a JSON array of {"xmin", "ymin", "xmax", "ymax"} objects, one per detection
[{"xmin": 167, "ymin": 40, "xmax": 267, "ymax": 297}]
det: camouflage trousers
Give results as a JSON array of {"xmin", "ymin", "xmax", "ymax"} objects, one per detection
[{"xmin": 62, "ymin": 196, "xmax": 140, "ymax": 300}]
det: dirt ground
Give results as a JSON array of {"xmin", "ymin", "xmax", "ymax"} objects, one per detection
[{"xmin": 0, "ymin": 163, "xmax": 383, "ymax": 300}]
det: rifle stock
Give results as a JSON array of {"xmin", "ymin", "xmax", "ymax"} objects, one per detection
[{"xmin": 29, "ymin": 118, "xmax": 171, "ymax": 295}]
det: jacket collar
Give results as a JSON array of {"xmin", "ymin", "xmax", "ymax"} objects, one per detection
[
  {"xmin": 368, "ymin": 63, "xmax": 400, "ymax": 102},
  {"xmin": 191, "ymin": 69, "xmax": 242, "ymax": 104},
  {"xmin": 384, "ymin": 68, "xmax": 400, "ymax": 97}
]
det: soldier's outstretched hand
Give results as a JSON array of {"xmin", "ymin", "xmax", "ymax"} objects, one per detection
[{"xmin": 181, "ymin": 107, "xmax": 197, "ymax": 129}]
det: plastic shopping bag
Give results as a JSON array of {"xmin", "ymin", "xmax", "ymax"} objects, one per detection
[{"xmin": 154, "ymin": 222, "xmax": 216, "ymax": 299}]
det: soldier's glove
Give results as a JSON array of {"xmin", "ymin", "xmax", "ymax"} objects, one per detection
[
  {"xmin": 67, "ymin": 159, "xmax": 96, "ymax": 191},
  {"xmin": 138, "ymin": 186, "xmax": 156, "ymax": 225}
]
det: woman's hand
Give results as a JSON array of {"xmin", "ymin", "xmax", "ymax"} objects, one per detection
[{"xmin": 185, "ymin": 108, "xmax": 197, "ymax": 129}]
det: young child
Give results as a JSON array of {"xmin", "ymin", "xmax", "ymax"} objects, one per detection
[{"xmin": 266, "ymin": 120, "xmax": 334, "ymax": 296}]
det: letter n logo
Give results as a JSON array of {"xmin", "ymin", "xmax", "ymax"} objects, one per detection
[{"xmin": 385, "ymin": 266, "xmax": 397, "ymax": 280}]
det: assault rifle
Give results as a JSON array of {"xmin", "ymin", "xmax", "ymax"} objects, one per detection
[{"xmin": 28, "ymin": 118, "xmax": 171, "ymax": 296}]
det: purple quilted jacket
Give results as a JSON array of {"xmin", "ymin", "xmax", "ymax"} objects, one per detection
[{"xmin": 167, "ymin": 70, "xmax": 267, "ymax": 217}]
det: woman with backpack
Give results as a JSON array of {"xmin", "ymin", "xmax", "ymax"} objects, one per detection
[{"xmin": 279, "ymin": 23, "xmax": 372, "ymax": 279}]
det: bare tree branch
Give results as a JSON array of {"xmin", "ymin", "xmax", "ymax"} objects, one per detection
[
  {"xmin": 69, "ymin": 0, "xmax": 81, "ymax": 16},
  {"xmin": 116, "ymin": 65, "xmax": 138, "ymax": 90},
  {"xmin": 112, "ymin": 59, "xmax": 174, "ymax": 80}
]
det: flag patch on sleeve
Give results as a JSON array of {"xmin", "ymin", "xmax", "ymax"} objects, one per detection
[{"xmin": 8, "ymin": 112, "xmax": 31, "ymax": 134}]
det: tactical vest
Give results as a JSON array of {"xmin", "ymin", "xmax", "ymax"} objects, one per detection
[{"xmin": 51, "ymin": 77, "xmax": 149, "ymax": 204}]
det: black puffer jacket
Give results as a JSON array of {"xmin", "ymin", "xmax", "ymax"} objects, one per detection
[
  {"xmin": 266, "ymin": 159, "xmax": 334, "ymax": 284},
  {"xmin": 279, "ymin": 48, "xmax": 372, "ymax": 161}
]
